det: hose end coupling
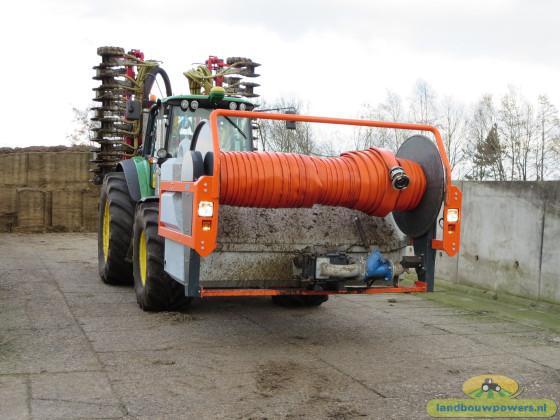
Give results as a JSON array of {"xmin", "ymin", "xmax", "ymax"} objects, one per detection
[{"xmin": 389, "ymin": 166, "xmax": 410, "ymax": 190}]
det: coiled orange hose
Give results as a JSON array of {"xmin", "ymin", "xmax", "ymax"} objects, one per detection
[{"xmin": 220, "ymin": 148, "xmax": 426, "ymax": 217}]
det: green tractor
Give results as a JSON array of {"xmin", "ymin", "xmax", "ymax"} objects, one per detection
[
  {"xmin": 94, "ymin": 48, "xmax": 260, "ymax": 310},
  {"xmin": 92, "ymin": 47, "xmax": 461, "ymax": 312}
]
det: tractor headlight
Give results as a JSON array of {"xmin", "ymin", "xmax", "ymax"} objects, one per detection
[
  {"xmin": 446, "ymin": 208, "xmax": 459, "ymax": 223},
  {"xmin": 180, "ymin": 100, "xmax": 189, "ymax": 111},
  {"xmin": 229, "ymin": 101, "xmax": 237, "ymax": 110},
  {"xmin": 190, "ymin": 100, "xmax": 199, "ymax": 110},
  {"xmin": 198, "ymin": 201, "xmax": 214, "ymax": 217},
  {"xmin": 239, "ymin": 103, "xmax": 246, "ymax": 111}
]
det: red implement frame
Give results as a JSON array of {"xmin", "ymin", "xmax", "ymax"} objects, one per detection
[{"xmin": 158, "ymin": 110, "xmax": 462, "ymax": 297}]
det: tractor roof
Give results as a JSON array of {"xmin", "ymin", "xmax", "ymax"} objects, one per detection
[{"xmin": 162, "ymin": 94, "xmax": 255, "ymax": 105}]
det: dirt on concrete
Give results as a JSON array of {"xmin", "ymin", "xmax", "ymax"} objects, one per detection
[{"xmin": 1, "ymin": 233, "xmax": 559, "ymax": 419}]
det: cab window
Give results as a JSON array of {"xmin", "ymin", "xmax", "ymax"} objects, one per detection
[{"xmin": 167, "ymin": 105, "xmax": 252, "ymax": 156}]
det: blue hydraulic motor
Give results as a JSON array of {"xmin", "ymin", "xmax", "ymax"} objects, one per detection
[{"xmin": 364, "ymin": 250, "xmax": 395, "ymax": 282}]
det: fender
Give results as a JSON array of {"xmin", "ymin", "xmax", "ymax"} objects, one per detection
[{"xmin": 117, "ymin": 157, "xmax": 154, "ymax": 202}]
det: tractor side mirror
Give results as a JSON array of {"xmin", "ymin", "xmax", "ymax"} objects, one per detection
[{"xmin": 286, "ymin": 109, "xmax": 296, "ymax": 130}]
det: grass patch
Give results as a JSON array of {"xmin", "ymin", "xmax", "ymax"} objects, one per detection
[{"xmin": 418, "ymin": 279, "xmax": 560, "ymax": 335}]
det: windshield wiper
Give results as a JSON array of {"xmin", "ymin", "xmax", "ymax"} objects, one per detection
[{"xmin": 223, "ymin": 116, "xmax": 247, "ymax": 139}]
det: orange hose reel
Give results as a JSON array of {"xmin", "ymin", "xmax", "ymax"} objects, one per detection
[{"xmin": 220, "ymin": 148, "xmax": 426, "ymax": 217}]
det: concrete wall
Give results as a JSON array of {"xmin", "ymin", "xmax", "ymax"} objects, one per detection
[
  {"xmin": 436, "ymin": 181, "xmax": 560, "ymax": 305},
  {"xmin": 0, "ymin": 148, "xmax": 98, "ymax": 232}
]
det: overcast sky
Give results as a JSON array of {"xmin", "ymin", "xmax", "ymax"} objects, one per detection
[{"xmin": 1, "ymin": 0, "xmax": 558, "ymax": 147}]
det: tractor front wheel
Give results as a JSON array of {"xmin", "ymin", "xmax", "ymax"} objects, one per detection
[
  {"xmin": 98, "ymin": 173, "xmax": 135, "ymax": 285},
  {"xmin": 132, "ymin": 202, "xmax": 191, "ymax": 311}
]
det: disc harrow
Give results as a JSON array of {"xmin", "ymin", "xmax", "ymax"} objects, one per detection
[{"xmin": 90, "ymin": 46, "xmax": 171, "ymax": 184}]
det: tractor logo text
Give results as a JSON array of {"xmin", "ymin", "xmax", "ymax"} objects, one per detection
[{"xmin": 426, "ymin": 374, "xmax": 557, "ymax": 418}]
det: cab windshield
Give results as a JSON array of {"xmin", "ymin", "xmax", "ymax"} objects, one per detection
[{"xmin": 167, "ymin": 106, "xmax": 252, "ymax": 157}]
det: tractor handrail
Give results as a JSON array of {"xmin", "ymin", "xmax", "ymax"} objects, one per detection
[
  {"xmin": 159, "ymin": 110, "xmax": 461, "ymax": 258},
  {"xmin": 209, "ymin": 110, "xmax": 461, "ymax": 257}
]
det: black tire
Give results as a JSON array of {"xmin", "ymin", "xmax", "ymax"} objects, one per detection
[
  {"xmin": 98, "ymin": 172, "xmax": 135, "ymax": 285},
  {"xmin": 132, "ymin": 202, "xmax": 191, "ymax": 311},
  {"xmin": 271, "ymin": 295, "xmax": 328, "ymax": 308}
]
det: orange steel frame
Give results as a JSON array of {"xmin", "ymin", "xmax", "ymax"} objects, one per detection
[
  {"xmin": 200, "ymin": 281, "xmax": 428, "ymax": 297},
  {"xmin": 159, "ymin": 110, "xmax": 462, "ymax": 298}
]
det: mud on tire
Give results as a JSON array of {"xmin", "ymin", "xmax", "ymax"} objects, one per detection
[
  {"xmin": 133, "ymin": 202, "xmax": 191, "ymax": 311},
  {"xmin": 98, "ymin": 172, "xmax": 135, "ymax": 285}
]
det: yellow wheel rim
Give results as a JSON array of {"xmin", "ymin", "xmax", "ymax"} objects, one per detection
[
  {"xmin": 139, "ymin": 230, "xmax": 148, "ymax": 287},
  {"xmin": 102, "ymin": 200, "xmax": 110, "ymax": 262}
]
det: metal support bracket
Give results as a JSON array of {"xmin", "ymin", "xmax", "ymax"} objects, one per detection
[
  {"xmin": 413, "ymin": 224, "xmax": 437, "ymax": 292},
  {"xmin": 185, "ymin": 249, "xmax": 201, "ymax": 297}
]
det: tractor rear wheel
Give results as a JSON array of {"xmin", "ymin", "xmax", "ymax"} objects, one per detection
[
  {"xmin": 132, "ymin": 202, "xmax": 191, "ymax": 311},
  {"xmin": 98, "ymin": 172, "xmax": 135, "ymax": 285},
  {"xmin": 271, "ymin": 295, "xmax": 328, "ymax": 308}
]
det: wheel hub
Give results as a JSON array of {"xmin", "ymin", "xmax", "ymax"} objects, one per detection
[
  {"xmin": 102, "ymin": 201, "xmax": 110, "ymax": 262},
  {"xmin": 139, "ymin": 230, "xmax": 148, "ymax": 287}
]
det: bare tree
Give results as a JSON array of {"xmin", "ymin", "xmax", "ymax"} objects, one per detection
[
  {"xmin": 258, "ymin": 98, "xmax": 318, "ymax": 155},
  {"xmin": 259, "ymin": 87, "xmax": 560, "ymax": 181},
  {"xmin": 66, "ymin": 105, "xmax": 97, "ymax": 146},
  {"xmin": 410, "ymin": 79, "xmax": 438, "ymax": 126},
  {"xmin": 518, "ymin": 101, "xmax": 536, "ymax": 181},
  {"xmin": 535, "ymin": 95, "xmax": 560, "ymax": 180},
  {"xmin": 351, "ymin": 91, "xmax": 415, "ymax": 153},
  {"xmin": 464, "ymin": 95, "xmax": 505, "ymax": 180},
  {"xmin": 379, "ymin": 90, "xmax": 408, "ymax": 150},
  {"xmin": 498, "ymin": 88, "xmax": 524, "ymax": 180},
  {"xmin": 439, "ymin": 97, "xmax": 466, "ymax": 177},
  {"xmin": 351, "ymin": 104, "xmax": 392, "ymax": 150},
  {"xmin": 496, "ymin": 88, "xmax": 544, "ymax": 180}
]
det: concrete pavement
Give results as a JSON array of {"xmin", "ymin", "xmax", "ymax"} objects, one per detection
[{"xmin": 1, "ymin": 233, "xmax": 559, "ymax": 419}]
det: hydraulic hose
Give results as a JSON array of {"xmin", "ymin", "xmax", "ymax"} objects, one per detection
[{"xmin": 219, "ymin": 148, "xmax": 426, "ymax": 217}]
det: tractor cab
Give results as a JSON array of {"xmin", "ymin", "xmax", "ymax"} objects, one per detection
[{"xmin": 142, "ymin": 94, "xmax": 256, "ymax": 163}]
